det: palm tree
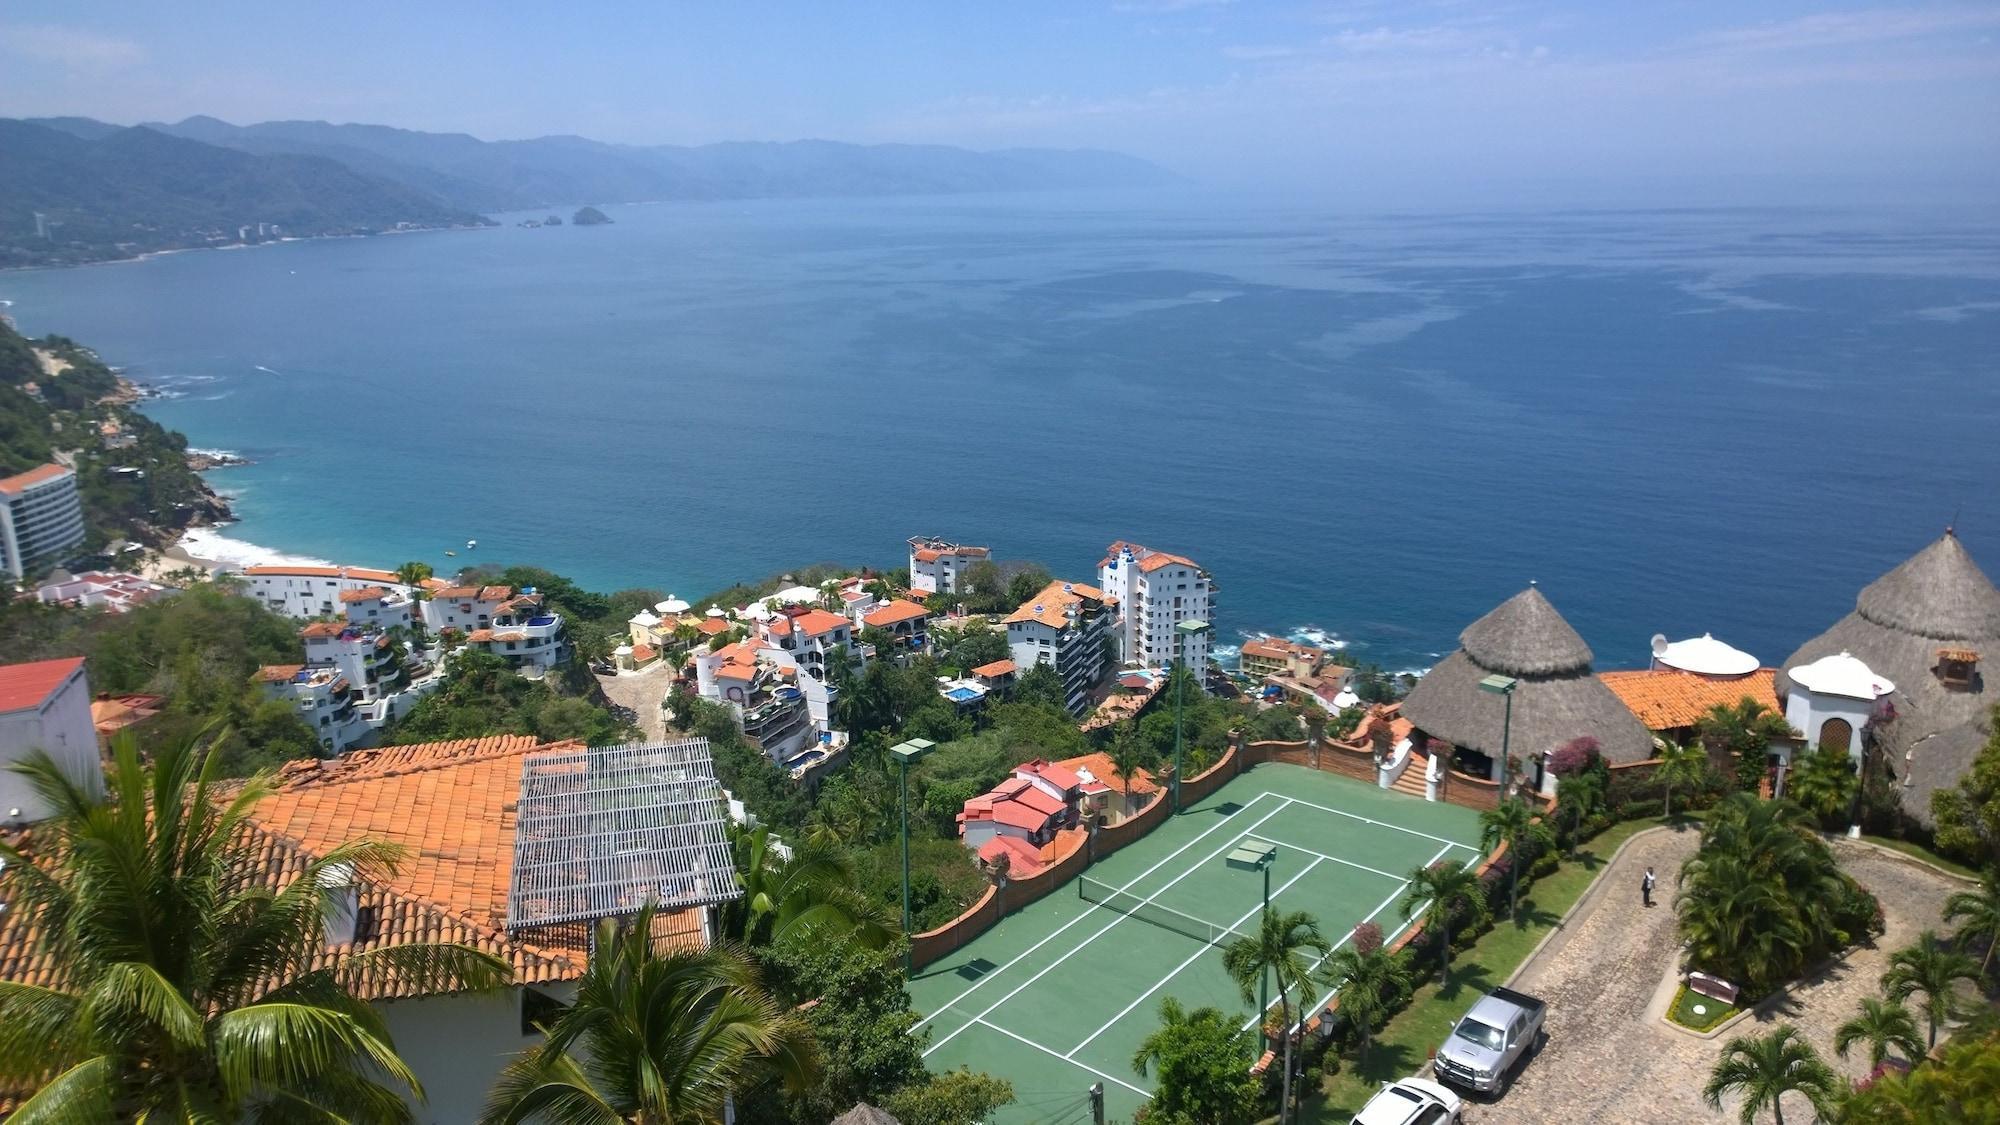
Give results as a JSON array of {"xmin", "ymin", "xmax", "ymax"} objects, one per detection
[
  {"xmin": 1786, "ymin": 746, "xmax": 1857, "ymax": 827},
  {"xmin": 1220, "ymin": 909, "xmax": 1326, "ymax": 1125},
  {"xmin": 1108, "ymin": 722, "xmax": 1147, "ymax": 818},
  {"xmin": 396, "ymin": 560, "xmax": 434, "ymax": 588},
  {"xmin": 1698, "ymin": 697, "xmax": 1795, "ymax": 792},
  {"xmin": 718, "ymin": 825, "xmax": 891, "ymax": 949},
  {"xmin": 1319, "ymin": 943, "xmax": 1411, "ymax": 1069},
  {"xmin": 1400, "ymin": 859, "xmax": 1485, "ymax": 985},
  {"xmin": 1944, "ymin": 871, "xmax": 2000, "ymax": 979},
  {"xmin": 1555, "ymin": 768, "xmax": 1605, "ymax": 852},
  {"xmin": 1130, "ymin": 997, "xmax": 1258, "ymax": 1125},
  {"xmin": 1702, "ymin": 1025, "xmax": 1840, "ymax": 1125},
  {"xmin": 1882, "ymin": 930, "xmax": 1980, "ymax": 1048},
  {"xmin": 1656, "ymin": 740, "xmax": 1708, "ymax": 821},
  {"xmin": 0, "ymin": 734, "xmax": 510, "ymax": 1121},
  {"xmin": 1479, "ymin": 797, "xmax": 1554, "ymax": 923},
  {"xmin": 1677, "ymin": 794, "xmax": 1846, "ymax": 994},
  {"xmin": 1834, "ymin": 997, "xmax": 1924, "ymax": 1070},
  {"xmin": 481, "ymin": 905, "xmax": 817, "ymax": 1124}
]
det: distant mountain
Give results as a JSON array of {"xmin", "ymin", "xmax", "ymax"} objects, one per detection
[
  {"xmin": 0, "ymin": 119, "xmax": 490, "ymax": 268},
  {"xmin": 129, "ymin": 116, "xmax": 1178, "ymax": 212}
]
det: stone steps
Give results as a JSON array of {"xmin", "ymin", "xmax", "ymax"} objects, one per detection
[{"xmin": 1391, "ymin": 751, "xmax": 1430, "ymax": 799}]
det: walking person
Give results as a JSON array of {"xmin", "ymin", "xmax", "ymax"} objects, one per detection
[{"xmin": 1642, "ymin": 866, "xmax": 1656, "ymax": 908}]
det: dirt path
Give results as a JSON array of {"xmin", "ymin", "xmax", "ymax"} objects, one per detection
[
  {"xmin": 1474, "ymin": 828, "xmax": 1971, "ymax": 1124},
  {"xmin": 595, "ymin": 662, "xmax": 673, "ymax": 742}
]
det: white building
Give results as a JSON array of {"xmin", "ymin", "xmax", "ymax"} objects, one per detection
[
  {"xmin": 691, "ymin": 640, "xmax": 818, "ymax": 768},
  {"xmin": 242, "ymin": 564, "xmax": 416, "ymax": 619},
  {"xmin": 1004, "ymin": 580, "xmax": 1112, "ymax": 716},
  {"xmin": 0, "ymin": 463, "xmax": 86, "ymax": 581},
  {"xmin": 257, "ymin": 662, "xmax": 372, "ymax": 753},
  {"xmin": 1097, "ymin": 541, "xmax": 1213, "ymax": 675},
  {"xmin": 460, "ymin": 590, "xmax": 568, "ymax": 672},
  {"xmin": 1784, "ymin": 650, "xmax": 1895, "ymax": 766},
  {"xmin": 908, "ymin": 536, "xmax": 991, "ymax": 596},
  {"xmin": 35, "ymin": 570, "xmax": 172, "ymax": 613},
  {"xmin": 339, "ymin": 585, "xmax": 417, "ymax": 632},
  {"xmin": 0, "ymin": 656, "xmax": 99, "ymax": 824}
]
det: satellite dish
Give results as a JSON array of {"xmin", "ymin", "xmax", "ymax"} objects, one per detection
[{"xmin": 1650, "ymin": 634, "xmax": 1670, "ymax": 658}]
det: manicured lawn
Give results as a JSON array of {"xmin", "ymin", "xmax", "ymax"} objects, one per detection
[
  {"xmin": 1666, "ymin": 983, "xmax": 1738, "ymax": 1032},
  {"xmin": 1860, "ymin": 834, "xmax": 1984, "ymax": 881},
  {"xmin": 1294, "ymin": 817, "xmax": 1674, "ymax": 1124}
]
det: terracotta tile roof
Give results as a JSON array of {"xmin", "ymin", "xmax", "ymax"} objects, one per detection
[
  {"xmin": 91, "ymin": 694, "xmax": 164, "ymax": 735},
  {"xmin": 978, "ymin": 835, "xmax": 1044, "ymax": 875},
  {"xmin": 631, "ymin": 644, "xmax": 657, "ymax": 663},
  {"xmin": 346, "ymin": 568, "xmax": 401, "ymax": 584},
  {"xmin": 465, "ymin": 628, "xmax": 496, "ymax": 643},
  {"xmin": 913, "ymin": 547, "xmax": 941, "ymax": 563},
  {"xmin": 1011, "ymin": 785, "xmax": 1067, "ymax": 817},
  {"xmin": 301, "ymin": 621, "xmax": 348, "ymax": 638},
  {"xmin": 697, "ymin": 617, "xmax": 732, "ymax": 637},
  {"xmin": 1057, "ymin": 752, "xmax": 1159, "ymax": 797},
  {"xmin": 987, "ymin": 800, "xmax": 1058, "ymax": 832},
  {"xmin": 256, "ymin": 663, "xmax": 305, "ymax": 683},
  {"xmin": 488, "ymin": 632, "xmax": 527, "ymax": 643},
  {"xmin": 1599, "ymin": 668, "xmax": 1782, "ymax": 732},
  {"xmin": 245, "ymin": 565, "xmax": 345, "ymax": 578},
  {"xmin": 792, "ymin": 610, "xmax": 849, "ymax": 638},
  {"xmin": 0, "ymin": 657, "xmax": 84, "ymax": 713},
  {"xmin": 478, "ymin": 585, "xmax": 513, "ymax": 601},
  {"xmin": 1, "ymin": 737, "xmax": 708, "ymax": 1005},
  {"xmin": 0, "ymin": 463, "xmax": 71, "ymax": 495},
  {"xmin": 1099, "ymin": 540, "xmax": 1200, "ymax": 574},
  {"xmin": 434, "ymin": 585, "xmax": 482, "ymax": 599},
  {"xmin": 1019, "ymin": 758, "xmax": 1082, "ymax": 792},
  {"xmin": 1241, "ymin": 637, "xmax": 1323, "ymax": 662},
  {"xmin": 338, "ymin": 586, "xmax": 391, "ymax": 603},
  {"xmin": 972, "ymin": 659, "xmax": 1016, "ymax": 678},
  {"xmin": 1003, "ymin": 580, "xmax": 1104, "ymax": 628},
  {"xmin": 862, "ymin": 599, "xmax": 929, "ymax": 628}
]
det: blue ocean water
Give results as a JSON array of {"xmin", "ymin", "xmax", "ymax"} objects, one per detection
[{"xmin": 5, "ymin": 192, "xmax": 1998, "ymax": 673}]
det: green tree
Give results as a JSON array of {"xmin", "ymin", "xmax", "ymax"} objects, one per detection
[
  {"xmin": 1698, "ymin": 697, "xmax": 1794, "ymax": 793},
  {"xmin": 1934, "ymin": 722, "xmax": 2000, "ymax": 870},
  {"xmin": 395, "ymin": 560, "xmax": 434, "ymax": 587},
  {"xmin": 1108, "ymin": 722, "xmax": 1148, "ymax": 818},
  {"xmin": 959, "ymin": 560, "xmax": 1004, "ymax": 610},
  {"xmin": 1834, "ymin": 997, "xmax": 1925, "ymax": 1071},
  {"xmin": 1786, "ymin": 744, "xmax": 1858, "ymax": 827},
  {"xmin": 1005, "ymin": 565, "xmax": 1053, "ymax": 609},
  {"xmin": 1656, "ymin": 740, "xmax": 1708, "ymax": 821},
  {"xmin": 883, "ymin": 1069, "xmax": 1016, "ymax": 1125},
  {"xmin": 1012, "ymin": 663, "xmax": 1068, "ymax": 711},
  {"xmin": 720, "ymin": 825, "xmax": 892, "ymax": 950},
  {"xmin": 1480, "ymin": 797, "xmax": 1555, "ymax": 923},
  {"xmin": 1882, "ymin": 930, "xmax": 1979, "ymax": 1048},
  {"xmin": 1221, "ymin": 909, "xmax": 1325, "ymax": 1125},
  {"xmin": 1400, "ymin": 859, "xmax": 1486, "ymax": 986},
  {"xmin": 1836, "ymin": 1020, "xmax": 2000, "ymax": 1121},
  {"xmin": 1129, "ymin": 998, "xmax": 1261, "ymax": 1125},
  {"xmin": 1702, "ymin": 1025, "xmax": 1840, "ymax": 1125},
  {"xmin": 0, "ymin": 733, "xmax": 510, "ymax": 1121},
  {"xmin": 1555, "ymin": 767, "xmax": 1606, "ymax": 850},
  {"xmin": 1944, "ymin": 871, "xmax": 2000, "ymax": 979},
  {"xmin": 1319, "ymin": 940, "xmax": 1411, "ymax": 1069},
  {"xmin": 480, "ymin": 906, "xmax": 816, "ymax": 1124}
]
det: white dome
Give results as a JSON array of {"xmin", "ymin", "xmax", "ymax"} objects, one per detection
[
  {"xmin": 705, "ymin": 605, "xmax": 725, "ymax": 618},
  {"xmin": 629, "ymin": 610, "xmax": 661, "ymax": 628},
  {"xmin": 1788, "ymin": 651, "xmax": 1895, "ymax": 701},
  {"xmin": 1331, "ymin": 688, "xmax": 1361, "ymax": 711},
  {"xmin": 658, "ymin": 597, "xmax": 691, "ymax": 615},
  {"xmin": 771, "ymin": 585, "xmax": 822, "ymax": 605},
  {"xmin": 1656, "ymin": 633, "xmax": 1760, "ymax": 677},
  {"xmin": 740, "ymin": 603, "xmax": 775, "ymax": 621}
]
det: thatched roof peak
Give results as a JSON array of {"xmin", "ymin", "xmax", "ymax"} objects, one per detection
[
  {"xmin": 831, "ymin": 1106, "xmax": 901, "ymax": 1125},
  {"xmin": 1854, "ymin": 530, "xmax": 2000, "ymax": 641},
  {"xmin": 1459, "ymin": 586, "xmax": 1595, "ymax": 677}
]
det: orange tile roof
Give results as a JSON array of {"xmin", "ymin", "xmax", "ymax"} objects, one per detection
[
  {"xmin": 1598, "ymin": 668, "xmax": 1782, "ymax": 732},
  {"xmin": 1241, "ymin": 637, "xmax": 1322, "ymax": 662},
  {"xmin": 631, "ymin": 644, "xmax": 657, "ymax": 663},
  {"xmin": 978, "ymin": 835, "xmax": 1044, "ymax": 875},
  {"xmin": 0, "ymin": 657, "xmax": 83, "ymax": 713},
  {"xmin": 479, "ymin": 585, "xmax": 513, "ymax": 601},
  {"xmin": 434, "ymin": 585, "xmax": 482, "ymax": 599},
  {"xmin": 792, "ymin": 609, "xmax": 849, "ymax": 638},
  {"xmin": 256, "ymin": 663, "xmax": 305, "ymax": 683},
  {"xmin": 338, "ymin": 586, "xmax": 390, "ymax": 603},
  {"xmin": 90, "ymin": 694, "xmax": 164, "ymax": 735},
  {"xmin": 489, "ymin": 632, "xmax": 527, "ymax": 643},
  {"xmin": 465, "ymin": 628, "xmax": 496, "ymax": 643},
  {"xmin": 1099, "ymin": 540, "xmax": 1200, "ymax": 573},
  {"xmin": 0, "ymin": 463, "xmax": 71, "ymax": 495},
  {"xmin": 346, "ymin": 568, "xmax": 400, "ymax": 584},
  {"xmin": 1003, "ymin": 580, "xmax": 1103, "ymax": 628},
  {"xmin": 300, "ymin": 621, "xmax": 347, "ymax": 638},
  {"xmin": 1057, "ymin": 751, "xmax": 1159, "ymax": 798},
  {"xmin": 972, "ymin": 659, "xmax": 1016, "ymax": 678},
  {"xmin": 697, "ymin": 617, "xmax": 732, "ymax": 636},
  {"xmin": 913, "ymin": 547, "xmax": 941, "ymax": 563},
  {"xmin": 246, "ymin": 565, "xmax": 345, "ymax": 578},
  {"xmin": 862, "ymin": 599, "xmax": 929, "ymax": 628},
  {"xmin": 0, "ymin": 737, "xmax": 708, "ymax": 1005}
]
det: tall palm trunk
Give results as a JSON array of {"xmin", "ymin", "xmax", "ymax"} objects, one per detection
[
  {"xmin": 1277, "ymin": 986, "xmax": 1296, "ymax": 1125},
  {"xmin": 1508, "ymin": 841, "xmax": 1520, "ymax": 924}
]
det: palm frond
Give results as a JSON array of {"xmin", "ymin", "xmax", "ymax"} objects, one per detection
[
  {"xmin": 211, "ymin": 1001, "xmax": 423, "ymax": 1107},
  {"xmin": 0, "ymin": 980, "xmax": 87, "ymax": 1081},
  {"xmin": 83, "ymin": 961, "xmax": 206, "ymax": 1049},
  {"xmin": 4, "ymin": 1055, "xmax": 114, "ymax": 1125}
]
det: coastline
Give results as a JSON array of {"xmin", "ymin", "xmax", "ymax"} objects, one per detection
[
  {"xmin": 143, "ymin": 524, "xmax": 335, "ymax": 580},
  {"xmin": 0, "ymin": 221, "xmax": 495, "ymax": 274}
]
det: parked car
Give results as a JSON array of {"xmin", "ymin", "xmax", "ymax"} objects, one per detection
[
  {"xmin": 1352, "ymin": 1077, "xmax": 1461, "ymax": 1125},
  {"xmin": 1432, "ymin": 986, "xmax": 1546, "ymax": 1095}
]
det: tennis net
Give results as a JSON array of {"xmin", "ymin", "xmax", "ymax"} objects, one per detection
[{"xmin": 1078, "ymin": 876, "xmax": 1250, "ymax": 947}]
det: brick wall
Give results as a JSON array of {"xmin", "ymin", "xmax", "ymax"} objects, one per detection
[
  {"xmin": 1093, "ymin": 789, "xmax": 1171, "ymax": 858},
  {"xmin": 1438, "ymin": 766, "xmax": 1501, "ymax": 812},
  {"xmin": 1243, "ymin": 737, "xmax": 1377, "ymax": 783},
  {"xmin": 1179, "ymin": 744, "xmax": 1241, "ymax": 805},
  {"xmin": 909, "ymin": 825, "xmax": 1092, "ymax": 969}
]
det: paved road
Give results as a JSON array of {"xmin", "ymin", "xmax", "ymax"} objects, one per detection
[
  {"xmin": 1469, "ymin": 828, "xmax": 1971, "ymax": 1124},
  {"xmin": 595, "ymin": 662, "xmax": 672, "ymax": 742}
]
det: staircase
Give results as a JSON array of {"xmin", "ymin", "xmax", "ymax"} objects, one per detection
[{"xmin": 1391, "ymin": 746, "xmax": 1430, "ymax": 800}]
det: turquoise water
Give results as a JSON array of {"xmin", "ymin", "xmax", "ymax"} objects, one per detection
[{"xmin": 4, "ymin": 192, "xmax": 1998, "ymax": 671}]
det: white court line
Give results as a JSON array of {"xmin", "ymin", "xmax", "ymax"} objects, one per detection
[
  {"xmin": 963, "ymin": 1016, "xmax": 1151, "ymax": 1096},
  {"xmin": 1262, "ymin": 837, "xmax": 1412, "ymax": 883},
  {"xmin": 923, "ymin": 800, "xmax": 1298, "ymax": 1057},
  {"xmin": 1063, "ymin": 855, "xmax": 1329, "ymax": 1060},
  {"xmin": 913, "ymin": 789, "xmax": 1282, "ymax": 1032},
  {"xmin": 1275, "ymin": 793, "xmax": 1483, "ymax": 851},
  {"xmin": 1276, "ymin": 841, "xmax": 1459, "ymax": 1032}
]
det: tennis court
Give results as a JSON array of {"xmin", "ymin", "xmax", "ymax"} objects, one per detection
[{"xmin": 908, "ymin": 763, "xmax": 1484, "ymax": 1124}]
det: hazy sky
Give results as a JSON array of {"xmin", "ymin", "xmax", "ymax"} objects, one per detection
[{"xmin": 4, "ymin": 2, "xmax": 1997, "ymax": 203}]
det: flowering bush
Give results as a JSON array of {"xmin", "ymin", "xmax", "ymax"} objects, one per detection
[
  {"xmin": 1548, "ymin": 736, "xmax": 1601, "ymax": 777},
  {"xmin": 1351, "ymin": 921, "xmax": 1383, "ymax": 957}
]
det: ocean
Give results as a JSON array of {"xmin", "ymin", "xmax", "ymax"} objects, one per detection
[{"xmin": 5, "ymin": 192, "xmax": 1999, "ymax": 674}]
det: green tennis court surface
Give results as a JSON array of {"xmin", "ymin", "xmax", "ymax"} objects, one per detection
[{"xmin": 907, "ymin": 763, "xmax": 1483, "ymax": 1124}]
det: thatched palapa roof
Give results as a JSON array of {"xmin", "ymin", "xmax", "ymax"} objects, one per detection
[
  {"xmin": 831, "ymin": 1106, "xmax": 902, "ymax": 1125},
  {"xmin": 1778, "ymin": 531, "xmax": 2000, "ymax": 825},
  {"xmin": 1403, "ymin": 587, "xmax": 1655, "ymax": 766}
]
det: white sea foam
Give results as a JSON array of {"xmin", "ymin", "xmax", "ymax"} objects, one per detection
[
  {"xmin": 186, "ymin": 447, "xmax": 241, "ymax": 460},
  {"xmin": 178, "ymin": 526, "xmax": 332, "ymax": 570}
]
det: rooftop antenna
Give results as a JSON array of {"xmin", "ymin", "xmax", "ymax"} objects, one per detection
[{"xmin": 1947, "ymin": 506, "xmax": 1960, "ymax": 536}]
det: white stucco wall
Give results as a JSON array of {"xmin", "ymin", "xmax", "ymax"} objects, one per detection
[
  {"xmin": 0, "ymin": 665, "xmax": 98, "ymax": 822},
  {"xmin": 1784, "ymin": 688, "xmax": 1875, "ymax": 765},
  {"xmin": 376, "ymin": 984, "xmax": 575, "ymax": 1124}
]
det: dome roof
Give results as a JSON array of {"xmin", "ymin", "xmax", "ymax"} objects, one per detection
[
  {"xmin": 1655, "ymin": 633, "xmax": 1759, "ymax": 677},
  {"xmin": 1788, "ymin": 651, "xmax": 1895, "ymax": 700},
  {"xmin": 657, "ymin": 596, "xmax": 690, "ymax": 615},
  {"xmin": 628, "ymin": 610, "xmax": 661, "ymax": 628},
  {"xmin": 1459, "ymin": 586, "xmax": 1594, "ymax": 677},
  {"xmin": 705, "ymin": 605, "xmax": 725, "ymax": 617},
  {"xmin": 1331, "ymin": 687, "xmax": 1361, "ymax": 711}
]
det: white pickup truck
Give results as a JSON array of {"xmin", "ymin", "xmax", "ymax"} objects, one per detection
[
  {"xmin": 1350, "ymin": 1077, "xmax": 1461, "ymax": 1125},
  {"xmin": 1431, "ymin": 986, "xmax": 1547, "ymax": 1095}
]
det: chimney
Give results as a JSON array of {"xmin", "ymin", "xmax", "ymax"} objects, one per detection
[{"xmin": 318, "ymin": 862, "xmax": 359, "ymax": 947}]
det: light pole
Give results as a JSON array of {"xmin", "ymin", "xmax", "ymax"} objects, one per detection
[
  {"xmin": 1479, "ymin": 674, "xmax": 1518, "ymax": 799},
  {"xmin": 1226, "ymin": 838, "xmax": 1278, "ymax": 1016},
  {"xmin": 892, "ymin": 737, "xmax": 937, "ymax": 973},
  {"xmin": 1171, "ymin": 619, "xmax": 1212, "ymax": 814}
]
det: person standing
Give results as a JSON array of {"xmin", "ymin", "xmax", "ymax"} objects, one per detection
[{"xmin": 1642, "ymin": 866, "xmax": 1656, "ymax": 908}]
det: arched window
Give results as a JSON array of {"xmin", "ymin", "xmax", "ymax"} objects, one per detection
[{"xmin": 1819, "ymin": 718, "xmax": 1853, "ymax": 755}]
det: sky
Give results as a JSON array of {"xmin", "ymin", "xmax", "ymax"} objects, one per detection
[{"xmin": 3, "ymin": 1, "xmax": 1997, "ymax": 204}]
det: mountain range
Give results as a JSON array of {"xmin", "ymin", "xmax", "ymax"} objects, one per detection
[{"xmin": 1, "ymin": 115, "xmax": 1175, "ymax": 267}]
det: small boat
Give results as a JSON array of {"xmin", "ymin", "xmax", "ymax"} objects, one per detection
[
  {"xmin": 466, "ymin": 539, "xmax": 477, "ymax": 549},
  {"xmin": 444, "ymin": 550, "xmax": 456, "ymax": 557}
]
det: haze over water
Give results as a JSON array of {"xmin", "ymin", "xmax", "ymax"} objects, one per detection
[{"xmin": 5, "ymin": 191, "xmax": 1999, "ymax": 672}]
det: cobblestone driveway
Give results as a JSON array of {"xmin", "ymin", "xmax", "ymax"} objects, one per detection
[{"xmin": 1467, "ymin": 827, "xmax": 1971, "ymax": 1124}]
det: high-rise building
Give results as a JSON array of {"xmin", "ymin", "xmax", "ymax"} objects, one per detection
[
  {"xmin": 0, "ymin": 463, "xmax": 85, "ymax": 581},
  {"xmin": 1097, "ymin": 541, "xmax": 1213, "ymax": 676}
]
